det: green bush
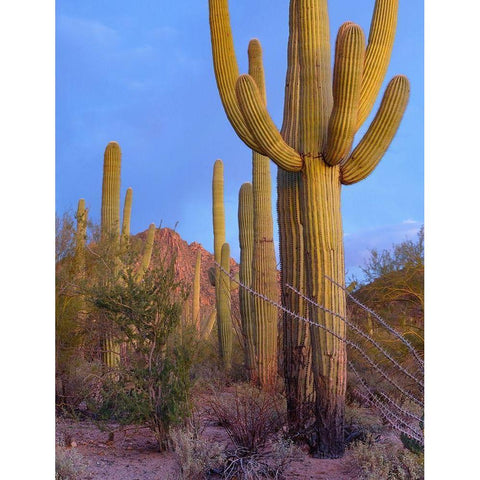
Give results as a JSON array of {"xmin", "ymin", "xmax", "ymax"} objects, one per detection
[
  {"xmin": 349, "ymin": 434, "xmax": 424, "ymax": 480},
  {"xmin": 87, "ymin": 256, "xmax": 193, "ymax": 451}
]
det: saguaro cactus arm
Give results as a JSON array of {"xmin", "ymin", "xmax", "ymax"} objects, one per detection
[
  {"xmin": 325, "ymin": 24, "xmax": 365, "ymax": 166},
  {"xmin": 209, "ymin": 0, "xmax": 264, "ymax": 152},
  {"xmin": 341, "ymin": 75, "xmax": 410, "ymax": 185},
  {"xmin": 357, "ymin": 0, "xmax": 399, "ymax": 129},
  {"xmin": 235, "ymin": 74, "xmax": 303, "ymax": 172}
]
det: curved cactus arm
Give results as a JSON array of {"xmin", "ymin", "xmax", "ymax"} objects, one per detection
[
  {"xmin": 135, "ymin": 223, "xmax": 156, "ymax": 282},
  {"xmin": 120, "ymin": 187, "xmax": 133, "ymax": 248},
  {"xmin": 235, "ymin": 74, "xmax": 303, "ymax": 172},
  {"xmin": 325, "ymin": 23, "xmax": 365, "ymax": 166},
  {"xmin": 357, "ymin": 0, "xmax": 399, "ymax": 129},
  {"xmin": 209, "ymin": 0, "xmax": 264, "ymax": 152},
  {"xmin": 341, "ymin": 75, "xmax": 409, "ymax": 185}
]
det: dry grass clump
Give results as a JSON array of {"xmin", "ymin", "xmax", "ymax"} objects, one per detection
[
  {"xmin": 55, "ymin": 446, "xmax": 89, "ymax": 480},
  {"xmin": 348, "ymin": 434, "xmax": 423, "ymax": 480},
  {"xmin": 170, "ymin": 420, "xmax": 226, "ymax": 479}
]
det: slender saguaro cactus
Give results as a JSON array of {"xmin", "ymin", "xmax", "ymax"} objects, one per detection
[
  {"xmin": 209, "ymin": 0, "xmax": 409, "ymax": 457},
  {"xmin": 192, "ymin": 250, "xmax": 202, "ymax": 332},
  {"xmin": 135, "ymin": 223, "xmax": 156, "ymax": 283},
  {"xmin": 100, "ymin": 141, "xmax": 122, "ymax": 368},
  {"xmin": 238, "ymin": 182, "xmax": 256, "ymax": 377},
  {"xmin": 120, "ymin": 187, "xmax": 133, "ymax": 249},
  {"xmin": 248, "ymin": 40, "xmax": 280, "ymax": 388},
  {"xmin": 74, "ymin": 198, "xmax": 88, "ymax": 274},
  {"xmin": 101, "ymin": 142, "xmax": 122, "ymax": 246},
  {"xmin": 202, "ymin": 310, "xmax": 217, "ymax": 339},
  {"xmin": 212, "ymin": 160, "xmax": 231, "ymax": 368},
  {"xmin": 218, "ymin": 242, "xmax": 233, "ymax": 369}
]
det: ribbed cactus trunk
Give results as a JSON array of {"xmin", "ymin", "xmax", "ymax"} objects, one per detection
[
  {"xmin": 212, "ymin": 160, "xmax": 232, "ymax": 369},
  {"xmin": 247, "ymin": 40, "xmax": 280, "ymax": 389},
  {"xmin": 75, "ymin": 198, "xmax": 87, "ymax": 274},
  {"xmin": 120, "ymin": 187, "xmax": 133, "ymax": 250},
  {"xmin": 192, "ymin": 250, "xmax": 202, "ymax": 333},
  {"xmin": 238, "ymin": 183, "xmax": 256, "ymax": 377},
  {"xmin": 209, "ymin": 0, "xmax": 409, "ymax": 457},
  {"xmin": 218, "ymin": 242, "xmax": 232, "ymax": 369},
  {"xmin": 135, "ymin": 223, "xmax": 156, "ymax": 282},
  {"xmin": 100, "ymin": 141, "xmax": 122, "ymax": 369}
]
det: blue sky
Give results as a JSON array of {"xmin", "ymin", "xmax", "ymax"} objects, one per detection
[{"xmin": 56, "ymin": 0, "xmax": 424, "ymax": 278}]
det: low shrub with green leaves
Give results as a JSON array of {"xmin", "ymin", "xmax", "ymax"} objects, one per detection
[
  {"xmin": 349, "ymin": 434, "xmax": 424, "ymax": 480},
  {"xmin": 86, "ymin": 256, "xmax": 193, "ymax": 451}
]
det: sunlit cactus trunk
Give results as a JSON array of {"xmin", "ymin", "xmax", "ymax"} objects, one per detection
[
  {"xmin": 100, "ymin": 141, "xmax": 122, "ymax": 369},
  {"xmin": 238, "ymin": 183, "xmax": 256, "ymax": 377},
  {"xmin": 192, "ymin": 250, "xmax": 202, "ymax": 333},
  {"xmin": 209, "ymin": 0, "xmax": 409, "ymax": 457},
  {"xmin": 212, "ymin": 160, "xmax": 232, "ymax": 369}
]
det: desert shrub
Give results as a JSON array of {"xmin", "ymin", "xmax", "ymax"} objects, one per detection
[
  {"xmin": 349, "ymin": 434, "xmax": 424, "ymax": 480},
  {"xmin": 86, "ymin": 257, "xmax": 193, "ymax": 451},
  {"xmin": 55, "ymin": 447, "xmax": 89, "ymax": 480},
  {"xmin": 206, "ymin": 384, "xmax": 286, "ymax": 453},
  {"xmin": 222, "ymin": 434, "xmax": 302, "ymax": 480},
  {"xmin": 344, "ymin": 404, "xmax": 385, "ymax": 444},
  {"xmin": 170, "ymin": 419, "xmax": 226, "ymax": 479}
]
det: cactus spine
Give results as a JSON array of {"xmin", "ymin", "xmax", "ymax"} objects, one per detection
[
  {"xmin": 209, "ymin": 0, "xmax": 409, "ymax": 457},
  {"xmin": 218, "ymin": 242, "xmax": 232, "ymax": 369},
  {"xmin": 192, "ymin": 250, "xmax": 202, "ymax": 332},
  {"xmin": 238, "ymin": 183, "xmax": 255, "ymax": 377}
]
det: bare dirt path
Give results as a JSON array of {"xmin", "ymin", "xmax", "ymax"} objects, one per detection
[{"xmin": 56, "ymin": 418, "xmax": 359, "ymax": 480}]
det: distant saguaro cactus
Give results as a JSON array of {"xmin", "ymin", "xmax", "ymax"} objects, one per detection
[
  {"xmin": 218, "ymin": 242, "xmax": 232, "ymax": 369},
  {"xmin": 209, "ymin": 0, "xmax": 409, "ymax": 457},
  {"xmin": 192, "ymin": 250, "xmax": 202, "ymax": 332},
  {"xmin": 120, "ymin": 187, "xmax": 133, "ymax": 250},
  {"xmin": 212, "ymin": 160, "xmax": 232, "ymax": 369},
  {"xmin": 74, "ymin": 198, "xmax": 88, "ymax": 275},
  {"xmin": 238, "ymin": 182, "xmax": 255, "ymax": 377}
]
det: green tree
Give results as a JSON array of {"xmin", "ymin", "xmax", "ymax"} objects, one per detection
[{"xmin": 86, "ymin": 255, "xmax": 192, "ymax": 451}]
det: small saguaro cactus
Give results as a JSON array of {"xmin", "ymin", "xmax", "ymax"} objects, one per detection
[
  {"xmin": 238, "ymin": 182, "xmax": 255, "ymax": 377},
  {"xmin": 120, "ymin": 187, "xmax": 133, "ymax": 250},
  {"xmin": 135, "ymin": 223, "xmax": 156, "ymax": 283},
  {"xmin": 218, "ymin": 242, "xmax": 233, "ymax": 370},
  {"xmin": 209, "ymin": 0, "xmax": 409, "ymax": 457},
  {"xmin": 74, "ymin": 198, "xmax": 88, "ymax": 275},
  {"xmin": 212, "ymin": 159, "xmax": 232, "ymax": 369},
  {"xmin": 192, "ymin": 250, "xmax": 202, "ymax": 332}
]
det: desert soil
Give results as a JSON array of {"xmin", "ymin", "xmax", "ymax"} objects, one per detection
[{"xmin": 56, "ymin": 417, "xmax": 360, "ymax": 480}]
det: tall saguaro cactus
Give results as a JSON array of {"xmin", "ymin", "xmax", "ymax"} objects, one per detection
[
  {"xmin": 100, "ymin": 141, "xmax": 122, "ymax": 368},
  {"xmin": 212, "ymin": 160, "xmax": 232, "ymax": 369},
  {"xmin": 248, "ymin": 40, "xmax": 280, "ymax": 388},
  {"xmin": 238, "ymin": 182, "xmax": 255, "ymax": 377},
  {"xmin": 209, "ymin": 0, "xmax": 409, "ymax": 457}
]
